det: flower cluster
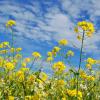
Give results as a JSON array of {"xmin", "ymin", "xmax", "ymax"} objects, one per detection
[
  {"xmin": 46, "ymin": 51, "xmax": 53, "ymax": 62},
  {"xmin": 74, "ymin": 21, "xmax": 95, "ymax": 40},
  {"xmin": 59, "ymin": 39, "xmax": 68, "ymax": 46},
  {"xmin": 66, "ymin": 50, "xmax": 74, "ymax": 57},
  {"xmin": 6, "ymin": 20, "xmax": 16, "ymax": 28},
  {"xmin": 0, "ymin": 20, "xmax": 99, "ymax": 100},
  {"xmin": 52, "ymin": 61, "xmax": 66, "ymax": 73},
  {"xmin": 80, "ymin": 70, "xmax": 95, "ymax": 81},
  {"xmin": 86, "ymin": 58, "xmax": 96, "ymax": 69},
  {"xmin": 32, "ymin": 52, "xmax": 41, "ymax": 58},
  {"xmin": 66, "ymin": 89, "xmax": 82, "ymax": 100}
]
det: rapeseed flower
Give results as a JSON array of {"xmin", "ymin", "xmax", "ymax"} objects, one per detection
[
  {"xmin": 28, "ymin": 74, "xmax": 35, "ymax": 82},
  {"xmin": 86, "ymin": 76, "xmax": 95, "ymax": 81},
  {"xmin": 46, "ymin": 56, "xmax": 53, "ymax": 62},
  {"xmin": 66, "ymin": 89, "xmax": 82, "ymax": 100},
  {"xmin": 21, "ymin": 62, "xmax": 27, "ymax": 67},
  {"xmin": 59, "ymin": 39, "xmax": 68, "ymax": 46},
  {"xmin": 32, "ymin": 52, "xmax": 41, "ymax": 58},
  {"xmin": 25, "ymin": 96, "xmax": 32, "ymax": 100},
  {"xmin": 62, "ymin": 97, "xmax": 66, "ymax": 100},
  {"xmin": 0, "ymin": 41, "xmax": 10, "ymax": 48},
  {"xmin": 16, "ymin": 70, "xmax": 24, "ymax": 82},
  {"xmin": 24, "ymin": 58, "xmax": 31, "ymax": 63},
  {"xmin": 57, "ymin": 80, "xmax": 65, "ymax": 86},
  {"xmin": 16, "ymin": 47, "xmax": 22, "ymax": 52},
  {"xmin": 10, "ymin": 48, "xmax": 15, "ymax": 53},
  {"xmin": 8, "ymin": 96, "xmax": 14, "ymax": 100},
  {"xmin": 6, "ymin": 20, "xmax": 16, "ymax": 28},
  {"xmin": 5, "ymin": 62, "xmax": 14, "ymax": 70},
  {"xmin": 74, "ymin": 27, "xmax": 79, "ymax": 33},
  {"xmin": 52, "ymin": 61, "xmax": 66, "ymax": 72},
  {"xmin": 77, "ymin": 35, "xmax": 82, "ymax": 40},
  {"xmin": 86, "ymin": 58, "xmax": 96, "ymax": 65},
  {"xmin": 75, "ymin": 21, "xmax": 95, "ymax": 38},
  {"xmin": 66, "ymin": 50, "xmax": 74, "ymax": 56},
  {"xmin": 15, "ymin": 54, "xmax": 22, "ymax": 59},
  {"xmin": 86, "ymin": 63, "xmax": 92, "ymax": 69},
  {"xmin": 85, "ymin": 58, "xmax": 96, "ymax": 69},
  {"xmin": 53, "ymin": 46, "xmax": 61, "ymax": 52},
  {"xmin": 47, "ymin": 51, "xmax": 52, "ymax": 57},
  {"xmin": 0, "ymin": 50, "xmax": 8, "ymax": 54},
  {"xmin": 20, "ymin": 67, "xmax": 29, "ymax": 72}
]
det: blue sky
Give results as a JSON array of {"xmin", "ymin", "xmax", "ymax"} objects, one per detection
[{"xmin": 0, "ymin": 0, "xmax": 100, "ymax": 67}]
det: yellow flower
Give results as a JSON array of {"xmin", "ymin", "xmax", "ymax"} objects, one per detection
[
  {"xmin": 0, "ymin": 50, "xmax": 8, "ymax": 54},
  {"xmin": 39, "ymin": 72, "xmax": 48, "ymax": 81},
  {"xmin": 25, "ymin": 95, "xmax": 40, "ymax": 100},
  {"xmin": 16, "ymin": 47, "xmax": 22, "ymax": 52},
  {"xmin": 10, "ymin": 48, "xmax": 15, "ymax": 53},
  {"xmin": 24, "ymin": 58, "xmax": 31, "ymax": 63},
  {"xmin": 86, "ymin": 58, "xmax": 96, "ymax": 65},
  {"xmin": 66, "ymin": 50, "xmax": 74, "ymax": 56},
  {"xmin": 86, "ymin": 64, "xmax": 92, "ymax": 69},
  {"xmin": 36, "ymin": 78, "xmax": 43, "ymax": 84},
  {"xmin": 78, "ymin": 21, "xmax": 86, "ymax": 26},
  {"xmin": 5, "ymin": 62, "xmax": 14, "ymax": 70},
  {"xmin": 53, "ymin": 46, "xmax": 61, "ymax": 52},
  {"xmin": 52, "ymin": 61, "xmax": 66, "ymax": 72},
  {"xmin": 8, "ymin": 96, "xmax": 14, "ymax": 100},
  {"xmin": 77, "ymin": 35, "xmax": 82, "ymax": 40},
  {"xmin": 81, "ymin": 26, "xmax": 87, "ymax": 31},
  {"xmin": 32, "ymin": 94, "xmax": 40, "ymax": 100},
  {"xmin": 76, "ymin": 21, "xmax": 95, "ymax": 38},
  {"xmin": 0, "ymin": 57, "xmax": 4, "ymax": 67},
  {"xmin": 16, "ymin": 70, "xmax": 24, "ymax": 82},
  {"xmin": 80, "ymin": 70, "xmax": 87, "ymax": 79},
  {"xmin": 6, "ymin": 20, "xmax": 16, "ymax": 28},
  {"xmin": 86, "ymin": 76, "xmax": 95, "ymax": 81},
  {"xmin": 51, "ymin": 50, "xmax": 57, "ymax": 57},
  {"xmin": 47, "ymin": 51, "xmax": 52, "ymax": 57},
  {"xmin": 0, "ymin": 41, "xmax": 10, "ymax": 48},
  {"xmin": 22, "ymin": 62, "xmax": 27, "ymax": 67},
  {"xmin": 32, "ymin": 52, "xmax": 41, "ymax": 58},
  {"xmin": 59, "ymin": 39, "xmax": 68, "ymax": 46},
  {"xmin": 0, "ymin": 44, "xmax": 3, "ymax": 48},
  {"xmin": 46, "ymin": 57, "xmax": 53, "ymax": 62},
  {"xmin": 74, "ymin": 27, "xmax": 79, "ymax": 33},
  {"xmin": 66, "ymin": 89, "xmax": 82, "ymax": 99},
  {"xmin": 62, "ymin": 97, "xmax": 66, "ymax": 100},
  {"xmin": 20, "ymin": 67, "xmax": 29, "ymax": 72},
  {"xmin": 28, "ymin": 74, "xmax": 35, "ymax": 82},
  {"xmin": 25, "ymin": 96, "xmax": 32, "ymax": 100},
  {"xmin": 86, "ymin": 32, "xmax": 92, "ymax": 37},
  {"xmin": 57, "ymin": 80, "xmax": 65, "ymax": 86},
  {"xmin": 80, "ymin": 70, "xmax": 95, "ymax": 81},
  {"xmin": 15, "ymin": 54, "xmax": 22, "ymax": 59}
]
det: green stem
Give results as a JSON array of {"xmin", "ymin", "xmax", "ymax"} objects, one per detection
[
  {"xmin": 21, "ymin": 82, "xmax": 26, "ymax": 99},
  {"xmin": 76, "ymin": 31, "xmax": 85, "ymax": 96},
  {"xmin": 29, "ymin": 58, "xmax": 36, "ymax": 70},
  {"xmin": 11, "ymin": 28, "xmax": 14, "ymax": 61},
  {"xmin": 38, "ymin": 58, "xmax": 46, "ymax": 73}
]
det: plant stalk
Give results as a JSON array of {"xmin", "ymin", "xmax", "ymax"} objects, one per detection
[{"xmin": 76, "ymin": 30, "xmax": 85, "ymax": 96}]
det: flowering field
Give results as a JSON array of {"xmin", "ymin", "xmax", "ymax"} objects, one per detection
[{"xmin": 0, "ymin": 20, "xmax": 100, "ymax": 100}]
